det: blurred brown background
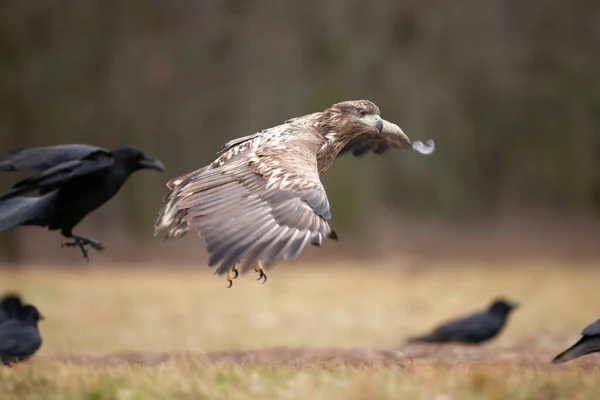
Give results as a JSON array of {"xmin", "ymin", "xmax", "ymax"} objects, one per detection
[{"xmin": 0, "ymin": 0, "xmax": 599, "ymax": 265}]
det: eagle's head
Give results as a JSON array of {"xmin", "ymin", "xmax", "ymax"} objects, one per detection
[
  {"xmin": 322, "ymin": 100, "xmax": 383, "ymax": 138},
  {"xmin": 320, "ymin": 100, "xmax": 434, "ymax": 155}
]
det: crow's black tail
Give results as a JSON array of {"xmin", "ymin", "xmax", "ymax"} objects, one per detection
[
  {"xmin": 552, "ymin": 337, "xmax": 598, "ymax": 364},
  {"xmin": 406, "ymin": 335, "xmax": 440, "ymax": 344},
  {"xmin": 0, "ymin": 196, "xmax": 41, "ymax": 232}
]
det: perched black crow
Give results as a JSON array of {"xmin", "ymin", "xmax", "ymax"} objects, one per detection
[
  {"xmin": 0, "ymin": 294, "xmax": 22, "ymax": 324},
  {"xmin": 407, "ymin": 298, "xmax": 519, "ymax": 344},
  {"xmin": 0, "ymin": 144, "xmax": 164, "ymax": 259},
  {"xmin": 0, "ymin": 304, "xmax": 44, "ymax": 365},
  {"xmin": 552, "ymin": 320, "xmax": 600, "ymax": 364}
]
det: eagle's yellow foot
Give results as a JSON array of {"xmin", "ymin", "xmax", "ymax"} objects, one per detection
[
  {"xmin": 253, "ymin": 260, "xmax": 267, "ymax": 284},
  {"xmin": 226, "ymin": 263, "xmax": 239, "ymax": 288}
]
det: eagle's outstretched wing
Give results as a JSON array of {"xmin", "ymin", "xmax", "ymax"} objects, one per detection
[
  {"xmin": 340, "ymin": 135, "xmax": 435, "ymax": 157},
  {"xmin": 155, "ymin": 137, "xmax": 335, "ymax": 276},
  {"xmin": 338, "ymin": 120, "xmax": 435, "ymax": 157}
]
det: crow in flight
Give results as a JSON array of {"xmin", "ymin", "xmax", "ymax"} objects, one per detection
[
  {"xmin": 0, "ymin": 144, "xmax": 164, "ymax": 259},
  {"xmin": 552, "ymin": 319, "xmax": 600, "ymax": 364},
  {"xmin": 407, "ymin": 298, "xmax": 519, "ymax": 344}
]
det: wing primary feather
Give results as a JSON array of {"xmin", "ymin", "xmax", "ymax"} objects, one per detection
[
  {"xmin": 203, "ymin": 209, "xmax": 271, "ymax": 251},
  {"xmin": 286, "ymin": 230, "xmax": 311, "ymax": 262},
  {"xmin": 232, "ymin": 223, "xmax": 283, "ymax": 274},
  {"xmin": 255, "ymin": 227, "xmax": 292, "ymax": 270},
  {"xmin": 262, "ymin": 229, "xmax": 300, "ymax": 269},
  {"xmin": 311, "ymin": 233, "xmax": 323, "ymax": 246},
  {"xmin": 181, "ymin": 188, "xmax": 248, "ymax": 218},
  {"xmin": 205, "ymin": 211, "xmax": 275, "ymax": 263},
  {"xmin": 187, "ymin": 194, "xmax": 262, "ymax": 218},
  {"xmin": 178, "ymin": 181, "xmax": 240, "ymax": 208},
  {"xmin": 195, "ymin": 201, "xmax": 268, "ymax": 233},
  {"xmin": 213, "ymin": 216, "xmax": 280, "ymax": 273}
]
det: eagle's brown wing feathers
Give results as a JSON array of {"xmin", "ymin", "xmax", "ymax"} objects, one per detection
[
  {"xmin": 338, "ymin": 132, "xmax": 411, "ymax": 157},
  {"xmin": 156, "ymin": 143, "xmax": 334, "ymax": 276},
  {"xmin": 339, "ymin": 128, "xmax": 435, "ymax": 158}
]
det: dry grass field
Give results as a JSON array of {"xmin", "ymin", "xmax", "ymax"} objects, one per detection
[{"xmin": 2, "ymin": 260, "xmax": 600, "ymax": 399}]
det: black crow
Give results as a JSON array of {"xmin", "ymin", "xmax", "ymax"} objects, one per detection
[
  {"xmin": 552, "ymin": 320, "xmax": 600, "ymax": 364},
  {"xmin": 0, "ymin": 294, "xmax": 22, "ymax": 324},
  {"xmin": 407, "ymin": 298, "xmax": 519, "ymax": 344},
  {"xmin": 0, "ymin": 304, "xmax": 44, "ymax": 365},
  {"xmin": 0, "ymin": 144, "xmax": 164, "ymax": 259}
]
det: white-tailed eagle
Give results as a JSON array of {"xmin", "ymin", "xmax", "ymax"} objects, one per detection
[{"xmin": 155, "ymin": 100, "xmax": 434, "ymax": 286}]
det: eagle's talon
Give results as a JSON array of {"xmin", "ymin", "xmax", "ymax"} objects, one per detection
[
  {"xmin": 256, "ymin": 269, "xmax": 267, "ymax": 284},
  {"xmin": 252, "ymin": 260, "xmax": 267, "ymax": 284},
  {"xmin": 226, "ymin": 263, "xmax": 239, "ymax": 287}
]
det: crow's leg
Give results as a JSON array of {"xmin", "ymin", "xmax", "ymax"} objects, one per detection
[
  {"xmin": 225, "ymin": 262, "xmax": 240, "ymax": 288},
  {"xmin": 61, "ymin": 230, "xmax": 104, "ymax": 261},
  {"xmin": 253, "ymin": 259, "xmax": 267, "ymax": 284}
]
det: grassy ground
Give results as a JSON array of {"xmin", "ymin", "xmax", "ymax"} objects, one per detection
[{"xmin": 2, "ymin": 260, "xmax": 600, "ymax": 399}]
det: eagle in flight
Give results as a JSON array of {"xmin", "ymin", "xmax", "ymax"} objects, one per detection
[{"xmin": 155, "ymin": 100, "xmax": 434, "ymax": 287}]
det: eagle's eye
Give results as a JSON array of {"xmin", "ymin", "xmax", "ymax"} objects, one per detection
[{"xmin": 359, "ymin": 110, "xmax": 367, "ymax": 117}]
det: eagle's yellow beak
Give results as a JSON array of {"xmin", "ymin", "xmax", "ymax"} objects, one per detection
[{"xmin": 360, "ymin": 114, "xmax": 384, "ymax": 133}]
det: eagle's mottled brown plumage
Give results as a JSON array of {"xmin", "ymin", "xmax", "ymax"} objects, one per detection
[{"xmin": 155, "ymin": 100, "xmax": 434, "ymax": 281}]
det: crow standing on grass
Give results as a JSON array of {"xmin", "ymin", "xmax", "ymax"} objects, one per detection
[
  {"xmin": 552, "ymin": 319, "xmax": 600, "ymax": 364},
  {"xmin": 155, "ymin": 100, "xmax": 435, "ymax": 287},
  {"xmin": 406, "ymin": 298, "xmax": 519, "ymax": 344},
  {"xmin": 0, "ymin": 294, "xmax": 44, "ymax": 366},
  {"xmin": 0, "ymin": 305, "xmax": 44, "ymax": 366},
  {"xmin": 0, "ymin": 144, "xmax": 165, "ymax": 259}
]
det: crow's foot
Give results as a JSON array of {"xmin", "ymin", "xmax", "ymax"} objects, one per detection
[{"xmin": 61, "ymin": 235, "xmax": 104, "ymax": 261}]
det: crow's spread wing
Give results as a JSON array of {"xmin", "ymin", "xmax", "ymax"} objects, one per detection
[
  {"xmin": 0, "ymin": 145, "xmax": 105, "ymax": 172},
  {"xmin": 0, "ymin": 150, "xmax": 115, "ymax": 199}
]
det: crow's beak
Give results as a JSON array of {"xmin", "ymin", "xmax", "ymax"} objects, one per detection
[
  {"xmin": 139, "ymin": 157, "xmax": 165, "ymax": 172},
  {"xmin": 38, "ymin": 313, "xmax": 45, "ymax": 321}
]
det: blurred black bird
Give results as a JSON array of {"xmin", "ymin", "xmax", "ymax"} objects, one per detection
[
  {"xmin": 0, "ymin": 303, "xmax": 44, "ymax": 365},
  {"xmin": 407, "ymin": 298, "xmax": 519, "ymax": 344},
  {"xmin": 552, "ymin": 320, "xmax": 600, "ymax": 364},
  {"xmin": 0, "ymin": 144, "xmax": 164, "ymax": 259},
  {"xmin": 0, "ymin": 294, "xmax": 23, "ymax": 324}
]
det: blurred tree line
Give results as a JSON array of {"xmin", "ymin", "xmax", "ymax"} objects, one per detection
[{"xmin": 0, "ymin": 0, "xmax": 598, "ymax": 258}]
